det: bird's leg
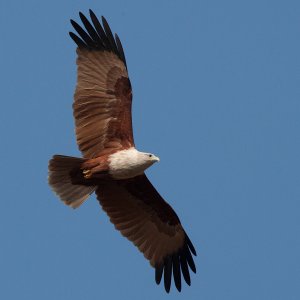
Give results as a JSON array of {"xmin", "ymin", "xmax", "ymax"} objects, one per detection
[
  {"xmin": 81, "ymin": 157, "xmax": 109, "ymax": 179},
  {"xmin": 81, "ymin": 158, "xmax": 99, "ymax": 179},
  {"xmin": 82, "ymin": 169, "xmax": 92, "ymax": 179}
]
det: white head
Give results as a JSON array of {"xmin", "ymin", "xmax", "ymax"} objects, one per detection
[
  {"xmin": 109, "ymin": 148, "xmax": 160, "ymax": 179},
  {"xmin": 123, "ymin": 149, "xmax": 160, "ymax": 169},
  {"xmin": 138, "ymin": 151, "xmax": 160, "ymax": 163}
]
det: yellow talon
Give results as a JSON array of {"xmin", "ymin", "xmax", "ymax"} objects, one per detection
[{"xmin": 83, "ymin": 169, "xmax": 92, "ymax": 179}]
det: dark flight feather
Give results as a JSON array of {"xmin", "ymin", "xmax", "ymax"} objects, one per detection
[
  {"xmin": 79, "ymin": 12, "xmax": 102, "ymax": 45},
  {"xmin": 69, "ymin": 10, "xmax": 127, "ymax": 67},
  {"xmin": 154, "ymin": 235, "xmax": 196, "ymax": 292},
  {"xmin": 155, "ymin": 264, "xmax": 164, "ymax": 284},
  {"xmin": 69, "ymin": 32, "xmax": 86, "ymax": 48},
  {"xmin": 164, "ymin": 256, "xmax": 172, "ymax": 293},
  {"xmin": 185, "ymin": 244, "xmax": 196, "ymax": 273},
  {"xmin": 70, "ymin": 19, "xmax": 95, "ymax": 47},
  {"xmin": 115, "ymin": 34, "xmax": 127, "ymax": 68},
  {"xmin": 172, "ymin": 253, "xmax": 182, "ymax": 292},
  {"xmin": 89, "ymin": 9, "xmax": 111, "ymax": 50},
  {"xmin": 180, "ymin": 253, "xmax": 191, "ymax": 286},
  {"xmin": 101, "ymin": 16, "xmax": 119, "ymax": 54}
]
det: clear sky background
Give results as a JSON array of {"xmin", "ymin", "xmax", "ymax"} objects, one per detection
[{"xmin": 0, "ymin": 0, "xmax": 299, "ymax": 299}]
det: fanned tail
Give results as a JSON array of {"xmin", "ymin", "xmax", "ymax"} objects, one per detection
[{"xmin": 48, "ymin": 155, "xmax": 96, "ymax": 208}]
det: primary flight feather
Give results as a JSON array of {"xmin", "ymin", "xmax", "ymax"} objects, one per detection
[{"xmin": 48, "ymin": 10, "xmax": 196, "ymax": 293}]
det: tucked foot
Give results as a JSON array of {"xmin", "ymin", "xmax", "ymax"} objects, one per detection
[{"xmin": 83, "ymin": 169, "xmax": 92, "ymax": 179}]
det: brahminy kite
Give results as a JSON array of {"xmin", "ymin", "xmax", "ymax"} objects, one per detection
[{"xmin": 48, "ymin": 10, "xmax": 196, "ymax": 293}]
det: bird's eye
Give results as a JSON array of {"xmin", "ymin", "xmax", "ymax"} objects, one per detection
[{"xmin": 149, "ymin": 154, "xmax": 153, "ymax": 158}]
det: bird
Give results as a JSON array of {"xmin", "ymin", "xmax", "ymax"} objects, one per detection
[{"xmin": 48, "ymin": 10, "xmax": 196, "ymax": 293}]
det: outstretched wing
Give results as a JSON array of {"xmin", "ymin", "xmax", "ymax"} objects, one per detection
[
  {"xmin": 95, "ymin": 174, "xmax": 196, "ymax": 293},
  {"xmin": 70, "ymin": 10, "xmax": 134, "ymax": 158}
]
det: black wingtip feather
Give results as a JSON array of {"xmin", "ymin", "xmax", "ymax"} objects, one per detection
[
  {"xmin": 184, "ymin": 245, "xmax": 196, "ymax": 273},
  {"xmin": 154, "ymin": 234, "xmax": 196, "ymax": 292},
  {"xmin": 164, "ymin": 256, "xmax": 172, "ymax": 293},
  {"xmin": 69, "ymin": 32, "xmax": 86, "ymax": 48},
  {"xmin": 89, "ymin": 11, "xmax": 110, "ymax": 50},
  {"xmin": 155, "ymin": 265, "xmax": 163, "ymax": 285},
  {"xmin": 101, "ymin": 16, "xmax": 119, "ymax": 54},
  {"xmin": 69, "ymin": 10, "xmax": 127, "ymax": 67},
  {"xmin": 70, "ymin": 19, "xmax": 95, "ymax": 47},
  {"xmin": 186, "ymin": 234, "xmax": 197, "ymax": 256},
  {"xmin": 180, "ymin": 253, "xmax": 191, "ymax": 286},
  {"xmin": 172, "ymin": 254, "xmax": 182, "ymax": 292},
  {"xmin": 79, "ymin": 12, "xmax": 101, "ymax": 44},
  {"xmin": 115, "ymin": 33, "xmax": 127, "ymax": 68}
]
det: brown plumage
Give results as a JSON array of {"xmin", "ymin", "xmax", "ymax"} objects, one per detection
[
  {"xmin": 48, "ymin": 10, "xmax": 196, "ymax": 293},
  {"xmin": 73, "ymin": 46, "xmax": 133, "ymax": 157}
]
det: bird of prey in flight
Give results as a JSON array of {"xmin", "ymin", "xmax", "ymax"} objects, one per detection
[{"xmin": 48, "ymin": 10, "xmax": 196, "ymax": 293}]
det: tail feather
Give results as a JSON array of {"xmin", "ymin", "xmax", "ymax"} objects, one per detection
[{"xmin": 48, "ymin": 155, "xmax": 96, "ymax": 208}]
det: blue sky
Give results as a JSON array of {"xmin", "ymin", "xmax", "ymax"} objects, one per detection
[{"xmin": 0, "ymin": 0, "xmax": 300, "ymax": 299}]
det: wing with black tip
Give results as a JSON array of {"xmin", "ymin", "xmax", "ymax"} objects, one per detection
[
  {"xmin": 95, "ymin": 174, "xmax": 197, "ymax": 292},
  {"xmin": 69, "ymin": 10, "xmax": 134, "ymax": 158}
]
